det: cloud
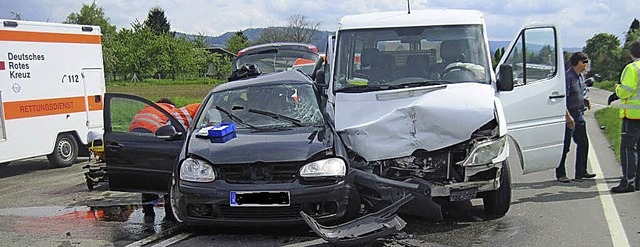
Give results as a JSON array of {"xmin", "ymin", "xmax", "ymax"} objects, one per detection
[{"xmin": 2, "ymin": 0, "xmax": 640, "ymax": 48}]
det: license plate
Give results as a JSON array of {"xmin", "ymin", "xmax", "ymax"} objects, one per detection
[
  {"xmin": 450, "ymin": 188, "xmax": 478, "ymax": 202},
  {"xmin": 230, "ymin": 191, "xmax": 290, "ymax": 207}
]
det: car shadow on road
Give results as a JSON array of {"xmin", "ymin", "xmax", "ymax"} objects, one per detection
[{"xmin": 511, "ymin": 177, "xmax": 623, "ymax": 205}]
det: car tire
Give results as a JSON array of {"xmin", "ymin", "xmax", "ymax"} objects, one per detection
[
  {"xmin": 47, "ymin": 133, "xmax": 78, "ymax": 168},
  {"xmin": 166, "ymin": 177, "xmax": 182, "ymax": 223},
  {"xmin": 0, "ymin": 162, "xmax": 9, "ymax": 167},
  {"xmin": 482, "ymin": 160, "xmax": 511, "ymax": 217}
]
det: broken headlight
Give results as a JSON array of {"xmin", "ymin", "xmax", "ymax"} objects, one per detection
[
  {"xmin": 462, "ymin": 135, "xmax": 507, "ymax": 167},
  {"xmin": 299, "ymin": 158, "xmax": 346, "ymax": 177},
  {"xmin": 180, "ymin": 158, "xmax": 216, "ymax": 182}
]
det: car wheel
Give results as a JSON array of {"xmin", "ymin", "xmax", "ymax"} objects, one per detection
[
  {"xmin": 482, "ymin": 160, "xmax": 511, "ymax": 217},
  {"xmin": 166, "ymin": 178, "xmax": 183, "ymax": 223},
  {"xmin": 47, "ymin": 133, "xmax": 78, "ymax": 168}
]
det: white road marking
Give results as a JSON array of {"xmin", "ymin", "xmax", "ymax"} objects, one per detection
[
  {"xmin": 150, "ymin": 233, "xmax": 193, "ymax": 247},
  {"xmin": 587, "ymin": 132, "xmax": 630, "ymax": 247}
]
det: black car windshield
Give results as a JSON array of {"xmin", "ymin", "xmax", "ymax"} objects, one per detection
[
  {"xmin": 196, "ymin": 83, "xmax": 324, "ymax": 129},
  {"xmin": 334, "ymin": 25, "xmax": 491, "ymax": 92},
  {"xmin": 232, "ymin": 49, "xmax": 320, "ymax": 75}
]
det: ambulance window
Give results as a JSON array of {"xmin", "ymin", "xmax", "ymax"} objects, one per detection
[{"xmin": 0, "ymin": 92, "xmax": 5, "ymax": 141}]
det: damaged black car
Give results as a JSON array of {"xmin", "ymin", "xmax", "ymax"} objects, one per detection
[{"xmin": 103, "ymin": 70, "xmax": 361, "ymax": 227}]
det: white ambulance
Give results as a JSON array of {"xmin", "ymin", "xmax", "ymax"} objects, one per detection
[{"xmin": 0, "ymin": 19, "xmax": 105, "ymax": 167}]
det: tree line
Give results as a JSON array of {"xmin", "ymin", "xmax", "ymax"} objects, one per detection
[
  {"xmin": 490, "ymin": 19, "xmax": 640, "ymax": 81},
  {"xmin": 45, "ymin": 2, "xmax": 323, "ymax": 83}
]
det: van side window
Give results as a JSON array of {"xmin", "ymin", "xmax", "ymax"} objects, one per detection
[{"xmin": 503, "ymin": 27, "xmax": 558, "ymax": 87}]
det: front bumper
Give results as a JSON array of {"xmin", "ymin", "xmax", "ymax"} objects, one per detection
[{"xmin": 173, "ymin": 178, "xmax": 353, "ymax": 226}]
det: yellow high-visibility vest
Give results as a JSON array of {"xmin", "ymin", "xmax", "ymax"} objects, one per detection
[{"xmin": 616, "ymin": 60, "xmax": 640, "ymax": 119}]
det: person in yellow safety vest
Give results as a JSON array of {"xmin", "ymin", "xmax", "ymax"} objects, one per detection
[
  {"xmin": 128, "ymin": 98, "xmax": 175, "ymax": 133},
  {"xmin": 171, "ymin": 103, "xmax": 201, "ymax": 129},
  {"xmin": 612, "ymin": 41, "xmax": 640, "ymax": 193}
]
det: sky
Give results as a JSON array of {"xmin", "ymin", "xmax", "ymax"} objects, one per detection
[{"xmin": 1, "ymin": 0, "xmax": 639, "ymax": 48}]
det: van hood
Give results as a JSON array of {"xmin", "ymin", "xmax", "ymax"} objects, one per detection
[
  {"xmin": 334, "ymin": 83, "xmax": 495, "ymax": 161},
  {"xmin": 187, "ymin": 128, "xmax": 331, "ymax": 164}
]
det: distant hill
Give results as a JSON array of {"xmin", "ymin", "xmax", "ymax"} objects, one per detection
[{"xmin": 178, "ymin": 29, "xmax": 580, "ymax": 54}]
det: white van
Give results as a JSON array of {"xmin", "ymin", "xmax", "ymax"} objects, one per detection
[
  {"xmin": 0, "ymin": 19, "xmax": 105, "ymax": 167},
  {"xmin": 320, "ymin": 9, "xmax": 565, "ymax": 217}
]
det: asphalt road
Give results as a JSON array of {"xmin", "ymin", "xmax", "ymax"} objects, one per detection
[{"xmin": 0, "ymin": 88, "xmax": 638, "ymax": 247}]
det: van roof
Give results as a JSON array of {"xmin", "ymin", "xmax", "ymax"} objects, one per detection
[{"xmin": 338, "ymin": 9, "xmax": 484, "ymax": 30}]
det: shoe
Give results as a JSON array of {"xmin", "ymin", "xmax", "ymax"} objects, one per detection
[
  {"xmin": 557, "ymin": 176, "xmax": 571, "ymax": 183},
  {"xmin": 576, "ymin": 173, "xmax": 596, "ymax": 179},
  {"xmin": 611, "ymin": 184, "xmax": 635, "ymax": 193}
]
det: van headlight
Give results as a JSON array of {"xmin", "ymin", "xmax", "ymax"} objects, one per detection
[
  {"xmin": 180, "ymin": 158, "xmax": 216, "ymax": 182},
  {"xmin": 299, "ymin": 158, "xmax": 346, "ymax": 177},
  {"xmin": 462, "ymin": 136, "xmax": 507, "ymax": 167}
]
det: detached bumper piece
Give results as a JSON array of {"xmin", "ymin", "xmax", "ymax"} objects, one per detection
[{"xmin": 300, "ymin": 194, "xmax": 414, "ymax": 246}]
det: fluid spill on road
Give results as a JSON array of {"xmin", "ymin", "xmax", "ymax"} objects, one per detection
[{"xmin": 0, "ymin": 204, "xmax": 175, "ymax": 244}]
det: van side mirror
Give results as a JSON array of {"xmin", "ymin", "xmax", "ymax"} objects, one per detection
[
  {"xmin": 156, "ymin": 125, "xmax": 182, "ymax": 141},
  {"xmin": 497, "ymin": 64, "xmax": 514, "ymax": 91}
]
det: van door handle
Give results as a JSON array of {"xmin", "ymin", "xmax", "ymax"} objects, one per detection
[
  {"xmin": 106, "ymin": 142, "xmax": 124, "ymax": 151},
  {"xmin": 549, "ymin": 93, "xmax": 565, "ymax": 99}
]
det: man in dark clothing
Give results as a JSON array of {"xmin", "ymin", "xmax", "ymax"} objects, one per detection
[{"xmin": 556, "ymin": 52, "xmax": 597, "ymax": 183}]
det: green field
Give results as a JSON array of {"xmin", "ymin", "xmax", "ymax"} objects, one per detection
[{"xmin": 106, "ymin": 83, "xmax": 221, "ymax": 106}]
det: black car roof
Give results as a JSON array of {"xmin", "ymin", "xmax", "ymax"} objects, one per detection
[{"xmin": 211, "ymin": 70, "xmax": 314, "ymax": 93}]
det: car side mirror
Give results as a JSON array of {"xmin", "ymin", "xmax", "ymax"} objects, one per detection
[
  {"xmin": 156, "ymin": 125, "xmax": 182, "ymax": 141},
  {"xmin": 315, "ymin": 69, "xmax": 326, "ymax": 92},
  {"xmin": 497, "ymin": 64, "xmax": 514, "ymax": 91}
]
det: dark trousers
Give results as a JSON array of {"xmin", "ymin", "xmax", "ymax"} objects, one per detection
[
  {"xmin": 619, "ymin": 118, "xmax": 640, "ymax": 186},
  {"xmin": 556, "ymin": 109, "xmax": 589, "ymax": 178}
]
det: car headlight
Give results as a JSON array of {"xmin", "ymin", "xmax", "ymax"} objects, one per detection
[
  {"xmin": 299, "ymin": 158, "xmax": 346, "ymax": 177},
  {"xmin": 462, "ymin": 136, "xmax": 507, "ymax": 167},
  {"xmin": 180, "ymin": 158, "xmax": 216, "ymax": 182}
]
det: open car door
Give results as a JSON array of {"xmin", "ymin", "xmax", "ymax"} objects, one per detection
[
  {"xmin": 496, "ymin": 25, "xmax": 566, "ymax": 174},
  {"xmin": 103, "ymin": 93, "xmax": 186, "ymax": 193}
]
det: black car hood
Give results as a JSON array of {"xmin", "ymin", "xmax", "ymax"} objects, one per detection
[{"xmin": 187, "ymin": 128, "xmax": 332, "ymax": 164}]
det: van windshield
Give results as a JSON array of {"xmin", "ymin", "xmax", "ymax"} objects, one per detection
[{"xmin": 334, "ymin": 25, "xmax": 491, "ymax": 92}]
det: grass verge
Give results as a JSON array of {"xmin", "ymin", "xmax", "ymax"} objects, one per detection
[
  {"xmin": 106, "ymin": 84, "xmax": 218, "ymax": 107},
  {"xmin": 594, "ymin": 107, "xmax": 620, "ymax": 162}
]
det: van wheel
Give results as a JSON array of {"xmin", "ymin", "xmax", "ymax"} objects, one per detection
[
  {"xmin": 47, "ymin": 133, "xmax": 78, "ymax": 168},
  {"xmin": 482, "ymin": 160, "xmax": 511, "ymax": 217}
]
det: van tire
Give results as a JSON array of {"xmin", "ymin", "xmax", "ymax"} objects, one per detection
[
  {"xmin": 47, "ymin": 133, "xmax": 78, "ymax": 168},
  {"xmin": 482, "ymin": 160, "xmax": 511, "ymax": 217}
]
